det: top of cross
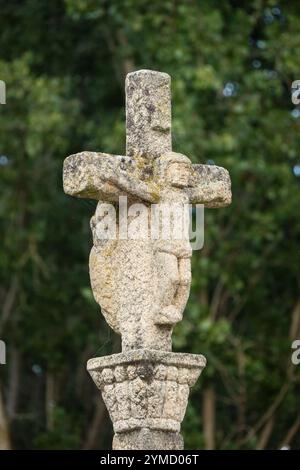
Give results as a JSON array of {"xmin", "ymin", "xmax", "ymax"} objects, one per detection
[
  {"xmin": 63, "ymin": 70, "xmax": 231, "ymax": 207},
  {"xmin": 126, "ymin": 69, "xmax": 172, "ymax": 159}
]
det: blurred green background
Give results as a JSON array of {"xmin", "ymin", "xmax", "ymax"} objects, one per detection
[{"xmin": 0, "ymin": 0, "xmax": 300, "ymax": 450}]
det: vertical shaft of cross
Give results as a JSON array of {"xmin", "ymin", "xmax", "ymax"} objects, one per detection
[{"xmin": 125, "ymin": 70, "xmax": 172, "ymax": 159}]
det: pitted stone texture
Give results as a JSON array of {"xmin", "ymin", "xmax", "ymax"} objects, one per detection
[
  {"xmin": 63, "ymin": 150, "xmax": 231, "ymax": 206},
  {"xmin": 89, "ymin": 233, "xmax": 178, "ymax": 351},
  {"xmin": 113, "ymin": 429, "xmax": 184, "ymax": 450},
  {"xmin": 63, "ymin": 151, "xmax": 160, "ymax": 204},
  {"xmin": 126, "ymin": 70, "xmax": 172, "ymax": 159},
  {"xmin": 188, "ymin": 163, "xmax": 232, "ymax": 207},
  {"xmin": 87, "ymin": 350, "xmax": 206, "ymax": 434}
]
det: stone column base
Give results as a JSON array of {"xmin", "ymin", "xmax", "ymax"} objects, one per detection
[{"xmin": 113, "ymin": 429, "xmax": 183, "ymax": 450}]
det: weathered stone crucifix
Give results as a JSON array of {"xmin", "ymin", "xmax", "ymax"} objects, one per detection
[{"xmin": 63, "ymin": 70, "xmax": 231, "ymax": 450}]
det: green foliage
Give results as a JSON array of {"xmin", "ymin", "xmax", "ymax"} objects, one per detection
[
  {"xmin": 0, "ymin": 0, "xmax": 299, "ymax": 450},
  {"xmin": 34, "ymin": 407, "xmax": 81, "ymax": 450}
]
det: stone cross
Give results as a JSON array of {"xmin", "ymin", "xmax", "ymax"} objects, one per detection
[{"xmin": 63, "ymin": 70, "xmax": 231, "ymax": 450}]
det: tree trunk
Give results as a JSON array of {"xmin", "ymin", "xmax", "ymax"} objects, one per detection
[
  {"xmin": 0, "ymin": 386, "xmax": 11, "ymax": 450},
  {"xmin": 257, "ymin": 416, "xmax": 275, "ymax": 449},
  {"xmin": 82, "ymin": 398, "xmax": 107, "ymax": 450},
  {"xmin": 203, "ymin": 386, "xmax": 216, "ymax": 450},
  {"xmin": 46, "ymin": 372, "xmax": 56, "ymax": 431},
  {"xmin": 7, "ymin": 348, "xmax": 21, "ymax": 420}
]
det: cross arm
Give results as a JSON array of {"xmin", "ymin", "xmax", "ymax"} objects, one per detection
[
  {"xmin": 186, "ymin": 164, "xmax": 232, "ymax": 208},
  {"xmin": 63, "ymin": 151, "xmax": 119, "ymax": 201},
  {"xmin": 63, "ymin": 151, "xmax": 160, "ymax": 203}
]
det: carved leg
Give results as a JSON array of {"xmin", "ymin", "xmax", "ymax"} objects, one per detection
[{"xmin": 156, "ymin": 257, "xmax": 191, "ymax": 326}]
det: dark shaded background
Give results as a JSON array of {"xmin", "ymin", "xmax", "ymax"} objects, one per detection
[{"xmin": 0, "ymin": 0, "xmax": 299, "ymax": 449}]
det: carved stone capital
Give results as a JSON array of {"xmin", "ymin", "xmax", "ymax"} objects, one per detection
[{"xmin": 87, "ymin": 349, "xmax": 206, "ymax": 445}]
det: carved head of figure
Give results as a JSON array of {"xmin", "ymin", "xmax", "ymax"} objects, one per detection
[{"xmin": 157, "ymin": 152, "xmax": 193, "ymax": 188}]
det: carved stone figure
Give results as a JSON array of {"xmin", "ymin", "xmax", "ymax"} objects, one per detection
[{"xmin": 63, "ymin": 70, "xmax": 231, "ymax": 449}]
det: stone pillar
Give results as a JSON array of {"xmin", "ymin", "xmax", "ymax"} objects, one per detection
[{"xmin": 63, "ymin": 69, "xmax": 231, "ymax": 450}]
